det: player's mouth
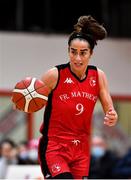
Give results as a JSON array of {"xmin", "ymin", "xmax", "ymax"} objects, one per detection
[{"xmin": 74, "ymin": 62, "xmax": 83, "ymax": 67}]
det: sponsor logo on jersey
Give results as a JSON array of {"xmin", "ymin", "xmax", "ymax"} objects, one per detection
[
  {"xmin": 89, "ymin": 76, "xmax": 96, "ymax": 87},
  {"xmin": 51, "ymin": 163, "xmax": 61, "ymax": 173},
  {"xmin": 72, "ymin": 139, "xmax": 81, "ymax": 145},
  {"xmin": 59, "ymin": 91, "xmax": 97, "ymax": 102},
  {"xmin": 64, "ymin": 77, "xmax": 74, "ymax": 84}
]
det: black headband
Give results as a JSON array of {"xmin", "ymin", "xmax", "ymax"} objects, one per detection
[{"xmin": 68, "ymin": 32, "xmax": 96, "ymax": 50}]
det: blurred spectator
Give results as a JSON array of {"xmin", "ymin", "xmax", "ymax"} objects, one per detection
[
  {"xmin": 28, "ymin": 139, "xmax": 39, "ymax": 164},
  {"xmin": 0, "ymin": 138, "xmax": 40, "ymax": 179},
  {"xmin": 0, "ymin": 139, "xmax": 18, "ymax": 179},
  {"xmin": 17, "ymin": 140, "xmax": 30, "ymax": 165},
  {"xmin": 112, "ymin": 147, "xmax": 131, "ymax": 178},
  {"xmin": 17, "ymin": 139, "xmax": 39, "ymax": 165},
  {"xmin": 88, "ymin": 135, "xmax": 119, "ymax": 179}
]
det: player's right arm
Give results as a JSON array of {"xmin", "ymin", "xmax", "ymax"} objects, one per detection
[{"xmin": 41, "ymin": 67, "xmax": 58, "ymax": 94}]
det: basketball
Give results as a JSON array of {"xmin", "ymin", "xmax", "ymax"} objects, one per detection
[{"xmin": 12, "ymin": 77, "xmax": 50, "ymax": 113}]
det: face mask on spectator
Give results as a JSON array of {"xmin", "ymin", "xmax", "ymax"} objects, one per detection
[
  {"xmin": 91, "ymin": 146, "xmax": 106, "ymax": 158},
  {"xmin": 19, "ymin": 151, "xmax": 28, "ymax": 160},
  {"xmin": 28, "ymin": 149, "xmax": 38, "ymax": 161}
]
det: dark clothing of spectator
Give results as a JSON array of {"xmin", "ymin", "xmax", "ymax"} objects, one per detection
[
  {"xmin": 112, "ymin": 148, "xmax": 131, "ymax": 178},
  {"xmin": 88, "ymin": 150, "xmax": 119, "ymax": 179}
]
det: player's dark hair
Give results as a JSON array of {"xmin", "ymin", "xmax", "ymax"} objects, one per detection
[{"xmin": 68, "ymin": 15, "xmax": 107, "ymax": 50}]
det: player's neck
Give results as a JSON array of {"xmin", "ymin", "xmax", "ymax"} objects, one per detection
[{"xmin": 70, "ymin": 64, "xmax": 87, "ymax": 80}]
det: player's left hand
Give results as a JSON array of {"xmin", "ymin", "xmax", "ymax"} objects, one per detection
[{"xmin": 104, "ymin": 107, "xmax": 118, "ymax": 126}]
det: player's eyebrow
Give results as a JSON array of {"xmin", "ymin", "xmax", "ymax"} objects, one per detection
[
  {"xmin": 80, "ymin": 49, "xmax": 88, "ymax": 52},
  {"xmin": 70, "ymin": 48, "xmax": 77, "ymax": 51},
  {"xmin": 70, "ymin": 48, "xmax": 88, "ymax": 51}
]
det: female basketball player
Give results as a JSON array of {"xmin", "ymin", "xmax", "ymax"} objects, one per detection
[{"xmin": 38, "ymin": 15, "xmax": 118, "ymax": 179}]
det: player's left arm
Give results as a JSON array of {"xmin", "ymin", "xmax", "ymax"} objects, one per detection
[{"xmin": 98, "ymin": 68, "xmax": 118, "ymax": 126}]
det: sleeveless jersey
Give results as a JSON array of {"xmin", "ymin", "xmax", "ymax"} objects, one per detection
[{"xmin": 40, "ymin": 63, "xmax": 99, "ymax": 141}]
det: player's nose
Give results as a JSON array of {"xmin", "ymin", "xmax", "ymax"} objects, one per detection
[{"xmin": 76, "ymin": 54, "xmax": 81, "ymax": 61}]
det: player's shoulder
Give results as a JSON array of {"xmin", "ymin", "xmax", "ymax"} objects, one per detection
[
  {"xmin": 46, "ymin": 67, "xmax": 58, "ymax": 77},
  {"xmin": 41, "ymin": 67, "xmax": 58, "ymax": 90},
  {"xmin": 44, "ymin": 62, "xmax": 69, "ymax": 78},
  {"xmin": 97, "ymin": 68, "xmax": 108, "ymax": 87},
  {"xmin": 97, "ymin": 68, "xmax": 106, "ymax": 78}
]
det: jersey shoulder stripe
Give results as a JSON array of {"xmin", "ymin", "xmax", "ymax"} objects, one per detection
[
  {"xmin": 55, "ymin": 63, "xmax": 69, "ymax": 70},
  {"xmin": 88, "ymin": 65, "xmax": 97, "ymax": 71}
]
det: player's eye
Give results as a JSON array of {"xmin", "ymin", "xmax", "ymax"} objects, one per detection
[
  {"xmin": 71, "ymin": 50, "xmax": 77, "ymax": 55},
  {"xmin": 80, "ymin": 51, "xmax": 86, "ymax": 56}
]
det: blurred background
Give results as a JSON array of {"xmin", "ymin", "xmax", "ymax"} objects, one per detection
[{"xmin": 0, "ymin": 0, "xmax": 131, "ymax": 179}]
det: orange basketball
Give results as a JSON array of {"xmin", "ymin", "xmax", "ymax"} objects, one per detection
[{"xmin": 12, "ymin": 77, "xmax": 50, "ymax": 113}]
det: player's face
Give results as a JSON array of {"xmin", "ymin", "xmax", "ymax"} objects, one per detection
[{"xmin": 68, "ymin": 39, "xmax": 92, "ymax": 76}]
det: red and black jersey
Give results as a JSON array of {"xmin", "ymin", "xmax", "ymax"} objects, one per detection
[{"xmin": 40, "ymin": 63, "xmax": 99, "ymax": 140}]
